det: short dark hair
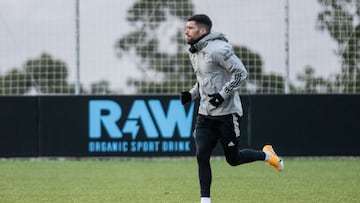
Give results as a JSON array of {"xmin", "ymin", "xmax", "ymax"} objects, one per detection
[{"xmin": 187, "ymin": 14, "xmax": 212, "ymax": 32}]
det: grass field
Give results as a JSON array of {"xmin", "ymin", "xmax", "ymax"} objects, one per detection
[{"xmin": 0, "ymin": 157, "xmax": 359, "ymax": 203}]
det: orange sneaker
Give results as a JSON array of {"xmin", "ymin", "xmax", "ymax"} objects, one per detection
[{"xmin": 262, "ymin": 145, "xmax": 284, "ymax": 172}]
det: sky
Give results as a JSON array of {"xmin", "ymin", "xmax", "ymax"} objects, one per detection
[{"xmin": 0, "ymin": 0, "xmax": 340, "ymax": 93}]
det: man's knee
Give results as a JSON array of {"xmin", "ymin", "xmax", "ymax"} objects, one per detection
[
  {"xmin": 196, "ymin": 150, "xmax": 211, "ymax": 165},
  {"xmin": 225, "ymin": 156, "xmax": 240, "ymax": 166}
]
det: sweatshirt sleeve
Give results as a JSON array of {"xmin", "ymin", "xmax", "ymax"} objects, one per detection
[
  {"xmin": 212, "ymin": 44, "xmax": 248, "ymax": 99},
  {"xmin": 189, "ymin": 82, "xmax": 200, "ymax": 100}
]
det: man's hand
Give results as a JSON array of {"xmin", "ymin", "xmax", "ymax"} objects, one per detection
[
  {"xmin": 208, "ymin": 93, "xmax": 224, "ymax": 107},
  {"xmin": 180, "ymin": 91, "xmax": 192, "ymax": 105}
]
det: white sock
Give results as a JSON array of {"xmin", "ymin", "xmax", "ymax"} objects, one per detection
[
  {"xmin": 201, "ymin": 197, "xmax": 211, "ymax": 203},
  {"xmin": 264, "ymin": 151, "xmax": 270, "ymax": 161}
]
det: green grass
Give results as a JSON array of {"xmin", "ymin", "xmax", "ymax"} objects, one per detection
[{"xmin": 0, "ymin": 157, "xmax": 359, "ymax": 203}]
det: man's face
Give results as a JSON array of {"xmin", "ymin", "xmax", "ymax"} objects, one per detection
[{"xmin": 185, "ymin": 21, "xmax": 205, "ymax": 44}]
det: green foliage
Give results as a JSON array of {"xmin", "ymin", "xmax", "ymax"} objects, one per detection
[
  {"xmin": 316, "ymin": 0, "xmax": 355, "ymax": 44},
  {"xmin": 297, "ymin": 65, "xmax": 332, "ymax": 93},
  {"xmin": 260, "ymin": 74, "xmax": 285, "ymax": 93},
  {"xmin": 233, "ymin": 45, "xmax": 285, "ymax": 93},
  {"xmin": 116, "ymin": 0, "xmax": 286, "ymax": 94},
  {"xmin": 24, "ymin": 53, "xmax": 75, "ymax": 94},
  {"xmin": 126, "ymin": 0, "xmax": 193, "ymax": 26},
  {"xmin": 90, "ymin": 80, "xmax": 113, "ymax": 94},
  {"xmin": 0, "ymin": 53, "xmax": 111, "ymax": 95},
  {"xmin": 0, "ymin": 53, "xmax": 76, "ymax": 94},
  {"xmin": 316, "ymin": 0, "xmax": 360, "ymax": 93},
  {"xmin": 115, "ymin": 0, "xmax": 196, "ymax": 94},
  {"xmin": 234, "ymin": 46, "xmax": 263, "ymax": 81},
  {"xmin": 0, "ymin": 69, "xmax": 30, "ymax": 94}
]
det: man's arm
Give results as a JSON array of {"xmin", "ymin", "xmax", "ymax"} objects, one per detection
[{"xmin": 213, "ymin": 44, "xmax": 248, "ymax": 100}]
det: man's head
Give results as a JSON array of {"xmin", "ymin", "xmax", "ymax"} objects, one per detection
[{"xmin": 185, "ymin": 14, "xmax": 212, "ymax": 45}]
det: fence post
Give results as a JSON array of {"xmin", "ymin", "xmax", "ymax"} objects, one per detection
[
  {"xmin": 75, "ymin": 0, "xmax": 81, "ymax": 95},
  {"xmin": 285, "ymin": 0, "xmax": 290, "ymax": 94}
]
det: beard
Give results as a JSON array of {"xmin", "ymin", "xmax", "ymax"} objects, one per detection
[
  {"xmin": 186, "ymin": 37, "xmax": 196, "ymax": 45},
  {"xmin": 187, "ymin": 33, "xmax": 208, "ymax": 45}
]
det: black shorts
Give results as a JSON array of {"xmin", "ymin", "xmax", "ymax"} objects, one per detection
[{"xmin": 194, "ymin": 113, "xmax": 241, "ymax": 152}]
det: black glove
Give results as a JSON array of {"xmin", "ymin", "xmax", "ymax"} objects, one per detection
[
  {"xmin": 180, "ymin": 91, "xmax": 192, "ymax": 105},
  {"xmin": 208, "ymin": 93, "xmax": 224, "ymax": 107}
]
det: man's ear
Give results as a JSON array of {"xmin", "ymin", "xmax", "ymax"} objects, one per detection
[{"xmin": 199, "ymin": 27, "xmax": 208, "ymax": 35}]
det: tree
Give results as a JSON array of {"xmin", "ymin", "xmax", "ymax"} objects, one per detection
[
  {"xmin": 297, "ymin": 65, "xmax": 333, "ymax": 93},
  {"xmin": 234, "ymin": 46, "xmax": 285, "ymax": 93},
  {"xmin": 0, "ymin": 52, "xmax": 117, "ymax": 95},
  {"xmin": 0, "ymin": 69, "xmax": 30, "ymax": 94},
  {"xmin": 24, "ymin": 53, "xmax": 76, "ymax": 94},
  {"xmin": 115, "ymin": 0, "xmax": 195, "ymax": 94},
  {"xmin": 115, "ymin": 0, "xmax": 284, "ymax": 94},
  {"xmin": 317, "ymin": 0, "xmax": 360, "ymax": 93},
  {"xmin": 90, "ymin": 80, "xmax": 113, "ymax": 94}
]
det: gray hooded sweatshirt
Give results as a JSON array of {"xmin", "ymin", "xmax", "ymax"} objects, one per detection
[{"xmin": 188, "ymin": 32, "xmax": 248, "ymax": 117}]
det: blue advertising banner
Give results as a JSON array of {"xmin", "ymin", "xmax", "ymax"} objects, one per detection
[{"xmin": 39, "ymin": 96, "xmax": 197, "ymax": 156}]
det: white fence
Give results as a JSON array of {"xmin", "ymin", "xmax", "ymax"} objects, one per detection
[{"xmin": 0, "ymin": 0, "xmax": 359, "ymax": 94}]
